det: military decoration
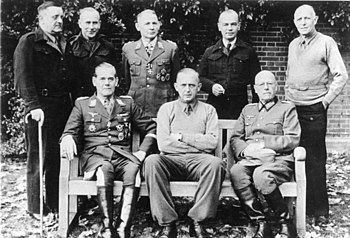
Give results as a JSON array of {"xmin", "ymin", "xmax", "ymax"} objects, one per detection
[
  {"xmin": 116, "ymin": 124, "xmax": 124, "ymax": 132},
  {"xmin": 88, "ymin": 124, "xmax": 96, "ymax": 132},
  {"xmin": 89, "ymin": 99, "xmax": 96, "ymax": 107},
  {"xmin": 118, "ymin": 133, "xmax": 124, "ymax": 140},
  {"xmin": 146, "ymin": 63, "xmax": 153, "ymax": 75},
  {"xmin": 157, "ymin": 67, "xmax": 170, "ymax": 82}
]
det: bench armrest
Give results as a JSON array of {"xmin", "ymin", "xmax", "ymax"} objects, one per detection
[
  {"xmin": 294, "ymin": 146, "xmax": 306, "ymax": 183},
  {"xmin": 60, "ymin": 156, "xmax": 80, "ymax": 180}
]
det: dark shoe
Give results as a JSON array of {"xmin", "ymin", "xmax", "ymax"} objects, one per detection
[
  {"xmin": 313, "ymin": 215, "xmax": 329, "ymax": 227},
  {"xmin": 116, "ymin": 186, "xmax": 139, "ymax": 238},
  {"xmin": 189, "ymin": 221, "xmax": 210, "ymax": 238},
  {"xmin": 253, "ymin": 221, "xmax": 273, "ymax": 238},
  {"xmin": 279, "ymin": 220, "xmax": 297, "ymax": 238},
  {"xmin": 235, "ymin": 185, "xmax": 265, "ymax": 221},
  {"xmin": 158, "ymin": 223, "xmax": 177, "ymax": 238}
]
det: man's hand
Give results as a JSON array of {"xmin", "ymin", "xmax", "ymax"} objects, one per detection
[
  {"xmin": 212, "ymin": 84, "xmax": 225, "ymax": 96},
  {"xmin": 170, "ymin": 133, "xmax": 182, "ymax": 141},
  {"xmin": 60, "ymin": 135, "xmax": 77, "ymax": 160},
  {"xmin": 30, "ymin": 109, "xmax": 45, "ymax": 126},
  {"xmin": 243, "ymin": 142, "xmax": 265, "ymax": 157},
  {"xmin": 133, "ymin": 150, "xmax": 146, "ymax": 162}
]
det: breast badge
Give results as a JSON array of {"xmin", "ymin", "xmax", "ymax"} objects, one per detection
[
  {"xmin": 88, "ymin": 124, "xmax": 96, "ymax": 132},
  {"xmin": 118, "ymin": 133, "xmax": 124, "ymax": 140},
  {"xmin": 116, "ymin": 124, "xmax": 124, "ymax": 131}
]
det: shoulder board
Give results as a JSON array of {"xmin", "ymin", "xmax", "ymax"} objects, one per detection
[
  {"xmin": 281, "ymin": 100, "xmax": 293, "ymax": 104},
  {"xmin": 119, "ymin": 95, "xmax": 132, "ymax": 99},
  {"xmin": 123, "ymin": 41, "xmax": 135, "ymax": 47},
  {"xmin": 166, "ymin": 39, "xmax": 177, "ymax": 46},
  {"xmin": 76, "ymin": 96, "xmax": 89, "ymax": 101},
  {"xmin": 22, "ymin": 32, "xmax": 36, "ymax": 39},
  {"xmin": 247, "ymin": 103, "xmax": 257, "ymax": 106}
]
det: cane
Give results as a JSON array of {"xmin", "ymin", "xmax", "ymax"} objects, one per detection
[{"xmin": 25, "ymin": 113, "xmax": 44, "ymax": 237}]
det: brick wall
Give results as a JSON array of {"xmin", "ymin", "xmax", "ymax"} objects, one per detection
[{"xmin": 111, "ymin": 21, "xmax": 350, "ymax": 141}]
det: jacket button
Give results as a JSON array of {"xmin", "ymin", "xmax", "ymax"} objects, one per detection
[
  {"xmin": 146, "ymin": 84, "xmax": 150, "ymax": 88},
  {"xmin": 108, "ymin": 143, "xmax": 111, "ymax": 146},
  {"xmin": 146, "ymin": 77, "xmax": 150, "ymax": 81}
]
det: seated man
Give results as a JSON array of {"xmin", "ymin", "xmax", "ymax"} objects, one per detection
[
  {"xmin": 143, "ymin": 68, "xmax": 226, "ymax": 238},
  {"xmin": 60, "ymin": 62, "xmax": 156, "ymax": 238},
  {"xmin": 229, "ymin": 70, "xmax": 301, "ymax": 238}
]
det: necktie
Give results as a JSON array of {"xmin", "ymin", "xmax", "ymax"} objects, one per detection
[
  {"xmin": 185, "ymin": 105, "xmax": 192, "ymax": 116},
  {"xmin": 103, "ymin": 99, "xmax": 113, "ymax": 115},
  {"xmin": 226, "ymin": 43, "xmax": 232, "ymax": 53}
]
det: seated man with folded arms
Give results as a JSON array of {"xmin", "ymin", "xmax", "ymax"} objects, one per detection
[
  {"xmin": 229, "ymin": 70, "xmax": 301, "ymax": 238},
  {"xmin": 143, "ymin": 68, "xmax": 226, "ymax": 238},
  {"xmin": 60, "ymin": 62, "xmax": 156, "ymax": 238}
]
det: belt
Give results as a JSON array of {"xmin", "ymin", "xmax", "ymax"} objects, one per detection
[
  {"xmin": 286, "ymin": 83, "xmax": 326, "ymax": 91},
  {"xmin": 39, "ymin": 89, "xmax": 69, "ymax": 97}
]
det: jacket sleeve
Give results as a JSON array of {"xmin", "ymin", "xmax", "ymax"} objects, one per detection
[
  {"xmin": 121, "ymin": 46, "xmax": 131, "ymax": 93},
  {"xmin": 170, "ymin": 44, "xmax": 181, "ymax": 85},
  {"xmin": 198, "ymin": 49, "xmax": 215, "ymax": 95},
  {"xmin": 230, "ymin": 108, "xmax": 249, "ymax": 159},
  {"xmin": 14, "ymin": 34, "xmax": 41, "ymax": 111},
  {"xmin": 249, "ymin": 48, "xmax": 261, "ymax": 103},
  {"xmin": 263, "ymin": 104, "xmax": 301, "ymax": 153},
  {"xmin": 130, "ymin": 101, "xmax": 157, "ymax": 154},
  {"xmin": 60, "ymin": 100, "xmax": 84, "ymax": 152}
]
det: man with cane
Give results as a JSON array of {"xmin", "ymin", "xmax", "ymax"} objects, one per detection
[{"xmin": 14, "ymin": 0, "xmax": 74, "ymax": 224}]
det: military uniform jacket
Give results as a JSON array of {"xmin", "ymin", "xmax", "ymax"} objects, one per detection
[
  {"xmin": 61, "ymin": 95, "xmax": 157, "ymax": 172},
  {"xmin": 199, "ymin": 39, "xmax": 260, "ymax": 100},
  {"xmin": 122, "ymin": 37, "xmax": 180, "ymax": 118},
  {"xmin": 230, "ymin": 100, "xmax": 301, "ymax": 163},
  {"xmin": 70, "ymin": 33, "xmax": 118, "ymax": 99},
  {"xmin": 14, "ymin": 27, "xmax": 74, "ymax": 113}
]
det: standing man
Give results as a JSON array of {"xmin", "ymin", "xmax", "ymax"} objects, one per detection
[
  {"xmin": 286, "ymin": 4, "xmax": 348, "ymax": 225},
  {"xmin": 143, "ymin": 68, "xmax": 226, "ymax": 238},
  {"xmin": 122, "ymin": 9, "xmax": 180, "ymax": 118},
  {"xmin": 230, "ymin": 71, "xmax": 301, "ymax": 238},
  {"xmin": 60, "ymin": 63, "xmax": 156, "ymax": 238},
  {"xmin": 199, "ymin": 9, "xmax": 261, "ymax": 119},
  {"xmin": 70, "ymin": 7, "xmax": 118, "ymax": 99},
  {"xmin": 14, "ymin": 1, "xmax": 73, "ymax": 219}
]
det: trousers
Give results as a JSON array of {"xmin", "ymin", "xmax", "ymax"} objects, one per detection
[
  {"xmin": 143, "ymin": 153, "xmax": 225, "ymax": 225},
  {"xmin": 25, "ymin": 96, "xmax": 71, "ymax": 214},
  {"xmin": 296, "ymin": 102, "xmax": 329, "ymax": 217}
]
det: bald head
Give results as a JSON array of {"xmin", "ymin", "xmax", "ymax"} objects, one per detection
[
  {"xmin": 293, "ymin": 4, "xmax": 318, "ymax": 37},
  {"xmin": 254, "ymin": 71, "xmax": 278, "ymax": 103}
]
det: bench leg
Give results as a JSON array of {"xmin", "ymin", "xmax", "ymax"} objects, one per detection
[
  {"xmin": 296, "ymin": 190, "xmax": 306, "ymax": 237},
  {"xmin": 69, "ymin": 195, "xmax": 78, "ymax": 226}
]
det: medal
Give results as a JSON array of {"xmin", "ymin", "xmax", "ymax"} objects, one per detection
[
  {"xmin": 107, "ymin": 121, "xmax": 111, "ymax": 127},
  {"xmin": 118, "ymin": 133, "xmax": 124, "ymax": 140},
  {"xmin": 116, "ymin": 124, "xmax": 124, "ymax": 131},
  {"xmin": 88, "ymin": 124, "xmax": 96, "ymax": 132}
]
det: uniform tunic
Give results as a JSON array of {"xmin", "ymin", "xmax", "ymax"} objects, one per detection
[
  {"xmin": 14, "ymin": 27, "xmax": 74, "ymax": 213},
  {"xmin": 61, "ymin": 95, "xmax": 156, "ymax": 173},
  {"xmin": 229, "ymin": 99, "xmax": 301, "ymax": 194},
  {"xmin": 199, "ymin": 39, "xmax": 261, "ymax": 119},
  {"xmin": 143, "ymin": 100, "xmax": 226, "ymax": 225},
  {"xmin": 122, "ymin": 37, "xmax": 180, "ymax": 118}
]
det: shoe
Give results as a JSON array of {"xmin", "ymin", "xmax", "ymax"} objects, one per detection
[
  {"xmin": 279, "ymin": 221, "xmax": 297, "ymax": 238},
  {"xmin": 28, "ymin": 212, "xmax": 41, "ymax": 221},
  {"xmin": 189, "ymin": 221, "xmax": 210, "ymax": 238},
  {"xmin": 313, "ymin": 215, "xmax": 329, "ymax": 227},
  {"xmin": 158, "ymin": 223, "xmax": 177, "ymax": 238}
]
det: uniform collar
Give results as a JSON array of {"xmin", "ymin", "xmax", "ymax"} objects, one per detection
[
  {"xmin": 212, "ymin": 38, "xmax": 246, "ymax": 52},
  {"xmin": 258, "ymin": 97, "xmax": 278, "ymax": 112},
  {"xmin": 141, "ymin": 37, "xmax": 157, "ymax": 49},
  {"xmin": 222, "ymin": 38, "xmax": 237, "ymax": 50}
]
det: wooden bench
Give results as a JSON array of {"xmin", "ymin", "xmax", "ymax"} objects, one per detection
[{"xmin": 58, "ymin": 119, "xmax": 306, "ymax": 237}]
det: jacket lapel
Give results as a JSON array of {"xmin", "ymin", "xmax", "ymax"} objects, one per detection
[
  {"xmin": 148, "ymin": 40, "xmax": 165, "ymax": 62},
  {"xmin": 134, "ymin": 40, "xmax": 149, "ymax": 61},
  {"xmin": 89, "ymin": 95, "xmax": 110, "ymax": 119},
  {"xmin": 90, "ymin": 41, "xmax": 101, "ymax": 57}
]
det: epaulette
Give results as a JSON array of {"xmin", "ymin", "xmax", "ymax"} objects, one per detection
[
  {"xmin": 76, "ymin": 96, "xmax": 89, "ymax": 101},
  {"xmin": 166, "ymin": 39, "xmax": 177, "ymax": 46},
  {"xmin": 281, "ymin": 100, "xmax": 292, "ymax": 104},
  {"xmin": 247, "ymin": 103, "xmax": 257, "ymax": 106},
  {"xmin": 119, "ymin": 95, "xmax": 132, "ymax": 99}
]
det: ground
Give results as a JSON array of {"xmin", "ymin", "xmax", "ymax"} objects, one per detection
[{"xmin": 1, "ymin": 153, "xmax": 350, "ymax": 238}]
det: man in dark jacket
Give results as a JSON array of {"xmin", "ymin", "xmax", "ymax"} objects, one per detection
[
  {"xmin": 199, "ymin": 9, "xmax": 261, "ymax": 119},
  {"xmin": 70, "ymin": 7, "xmax": 118, "ymax": 99},
  {"xmin": 14, "ymin": 1, "xmax": 74, "ymax": 219},
  {"xmin": 60, "ymin": 62, "xmax": 156, "ymax": 238}
]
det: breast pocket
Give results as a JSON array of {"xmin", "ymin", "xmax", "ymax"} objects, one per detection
[
  {"xmin": 85, "ymin": 115, "xmax": 102, "ymax": 133},
  {"xmin": 265, "ymin": 119, "xmax": 284, "ymax": 135},
  {"xmin": 128, "ymin": 59, "xmax": 141, "ymax": 76},
  {"xmin": 207, "ymin": 54, "xmax": 223, "ymax": 74},
  {"xmin": 244, "ymin": 115, "xmax": 256, "ymax": 135},
  {"xmin": 232, "ymin": 54, "xmax": 249, "ymax": 74}
]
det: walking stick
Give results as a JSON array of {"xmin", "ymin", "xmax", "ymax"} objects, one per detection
[{"xmin": 25, "ymin": 114, "xmax": 44, "ymax": 237}]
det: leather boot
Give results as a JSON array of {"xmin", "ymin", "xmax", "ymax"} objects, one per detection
[
  {"xmin": 189, "ymin": 221, "xmax": 210, "ymax": 238},
  {"xmin": 235, "ymin": 185, "xmax": 273, "ymax": 238},
  {"xmin": 158, "ymin": 223, "xmax": 177, "ymax": 238},
  {"xmin": 265, "ymin": 188, "xmax": 297, "ymax": 238},
  {"xmin": 97, "ymin": 186, "xmax": 114, "ymax": 238},
  {"xmin": 116, "ymin": 186, "xmax": 139, "ymax": 238}
]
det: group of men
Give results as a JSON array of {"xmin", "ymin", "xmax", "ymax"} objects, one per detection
[{"xmin": 13, "ymin": 1, "xmax": 348, "ymax": 238}]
